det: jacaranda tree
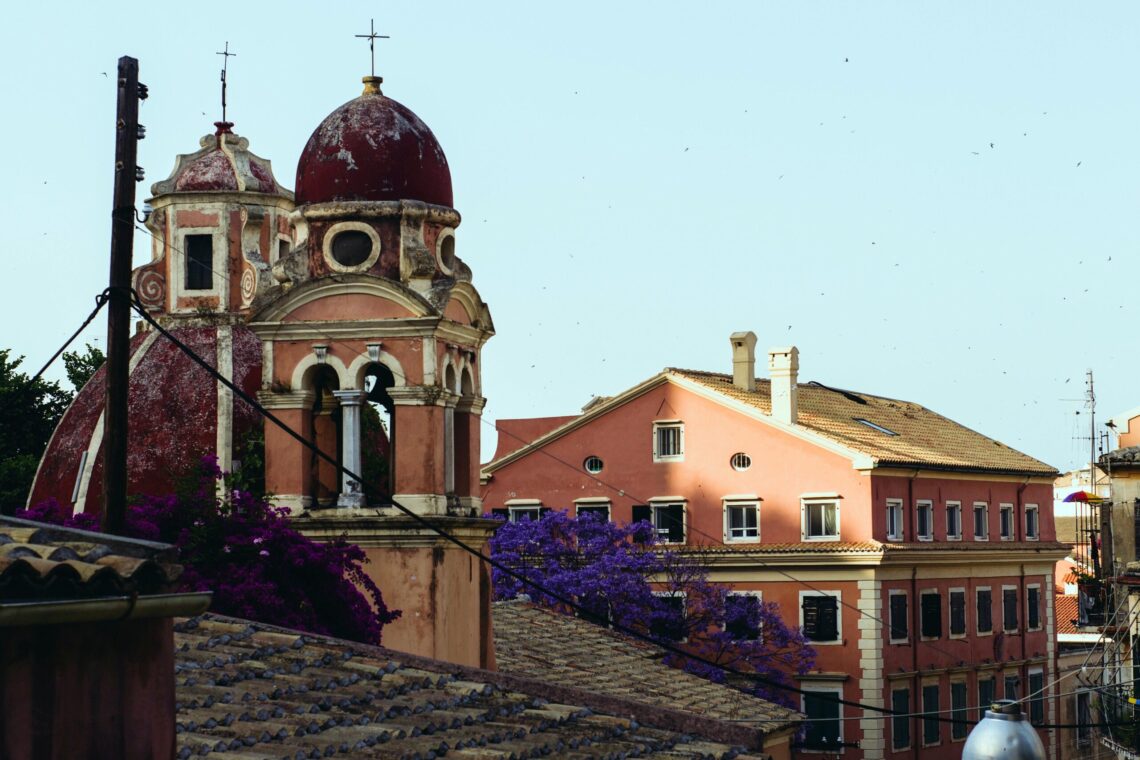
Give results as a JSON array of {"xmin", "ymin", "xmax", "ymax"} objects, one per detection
[
  {"xmin": 488, "ymin": 510, "xmax": 814, "ymax": 706},
  {"xmin": 20, "ymin": 456, "xmax": 398, "ymax": 643}
]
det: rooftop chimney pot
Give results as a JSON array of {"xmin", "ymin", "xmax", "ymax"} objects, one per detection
[
  {"xmin": 729, "ymin": 331, "xmax": 758, "ymax": 392},
  {"xmin": 768, "ymin": 346, "xmax": 799, "ymax": 425}
]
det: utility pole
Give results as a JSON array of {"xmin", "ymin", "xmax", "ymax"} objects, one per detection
[
  {"xmin": 1090, "ymin": 369, "xmax": 1114, "ymax": 582},
  {"xmin": 102, "ymin": 56, "xmax": 146, "ymax": 535}
]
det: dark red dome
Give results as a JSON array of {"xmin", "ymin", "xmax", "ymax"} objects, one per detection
[{"xmin": 295, "ymin": 89, "xmax": 453, "ymax": 207}]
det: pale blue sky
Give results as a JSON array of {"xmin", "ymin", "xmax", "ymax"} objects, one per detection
[{"xmin": 2, "ymin": 2, "xmax": 1135, "ymax": 471}]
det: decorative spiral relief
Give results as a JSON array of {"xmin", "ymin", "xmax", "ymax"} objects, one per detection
[
  {"xmin": 135, "ymin": 270, "xmax": 166, "ymax": 308},
  {"xmin": 240, "ymin": 266, "xmax": 256, "ymax": 306}
]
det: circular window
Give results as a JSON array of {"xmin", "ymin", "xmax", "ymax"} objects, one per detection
[
  {"xmin": 730, "ymin": 452, "xmax": 752, "ymax": 471},
  {"xmin": 330, "ymin": 230, "xmax": 374, "ymax": 267},
  {"xmin": 584, "ymin": 456, "xmax": 604, "ymax": 474}
]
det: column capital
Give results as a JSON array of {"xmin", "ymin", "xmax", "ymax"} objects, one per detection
[
  {"xmin": 455, "ymin": 396, "xmax": 486, "ymax": 415},
  {"xmin": 257, "ymin": 389, "xmax": 315, "ymax": 409},
  {"xmin": 332, "ymin": 389, "xmax": 366, "ymax": 406}
]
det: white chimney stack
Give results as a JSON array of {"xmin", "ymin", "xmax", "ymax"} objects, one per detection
[
  {"xmin": 730, "ymin": 331, "xmax": 758, "ymax": 392},
  {"xmin": 768, "ymin": 346, "xmax": 799, "ymax": 425}
]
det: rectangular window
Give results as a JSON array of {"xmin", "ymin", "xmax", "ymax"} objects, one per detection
[
  {"xmin": 725, "ymin": 592, "xmax": 762, "ymax": 641},
  {"xmin": 949, "ymin": 589, "xmax": 966, "ymax": 637},
  {"xmin": 802, "ymin": 690, "xmax": 842, "ymax": 751},
  {"xmin": 916, "ymin": 500, "xmax": 933, "ymax": 541},
  {"xmin": 1003, "ymin": 673, "xmax": 1019, "ymax": 701},
  {"xmin": 1027, "ymin": 586, "xmax": 1041, "ymax": 630},
  {"xmin": 921, "ymin": 591, "xmax": 942, "ymax": 639},
  {"xmin": 652, "ymin": 421, "xmax": 683, "ymax": 461},
  {"xmin": 889, "ymin": 591, "xmax": 908, "ymax": 642},
  {"xmin": 951, "ymin": 681, "xmax": 968, "ymax": 740},
  {"xmin": 803, "ymin": 499, "xmax": 840, "ymax": 540},
  {"xmin": 973, "ymin": 503, "xmax": 989, "ymax": 540},
  {"xmin": 891, "ymin": 687, "xmax": 911, "ymax": 750},
  {"xmin": 922, "ymin": 684, "xmax": 941, "ymax": 746},
  {"xmin": 886, "ymin": 498, "xmax": 904, "ymax": 540},
  {"xmin": 801, "ymin": 593, "xmax": 840, "ymax": 643},
  {"xmin": 1025, "ymin": 504, "xmax": 1039, "ymax": 540},
  {"xmin": 185, "ymin": 234, "xmax": 214, "ymax": 290},
  {"xmin": 1076, "ymin": 691, "xmax": 1092, "ymax": 745},
  {"xmin": 633, "ymin": 503, "xmax": 685, "ymax": 544},
  {"xmin": 1028, "ymin": 669, "xmax": 1044, "ymax": 725},
  {"xmin": 1003, "ymin": 587, "xmax": 1019, "ymax": 632},
  {"xmin": 976, "ymin": 588, "xmax": 993, "ymax": 634},
  {"xmin": 576, "ymin": 503, "xmax": 611, "ymax": 521},
  {"xmin": 946, "ymin": 502, "xmax": 962, "ymax": 540},
  {"xmin": 978, "ymin": 677, "xmax": 995, "ymax": 721},
  {"xmin": 725, "ymin": 500, "xmax": 760, "ymax": 541},
  {"xmin": 999, "ymin": 504, "xmax": 1014, "ymax": 540},
  {"xmin": 650, "ymin": 593, "xmax": 686, "ymax": 642}
]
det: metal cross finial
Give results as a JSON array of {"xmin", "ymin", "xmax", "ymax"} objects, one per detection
[
  {"xmin": 216, "ymin": 42, "xmax": 236, "ymax": 123},
  {"xmin": 355, "ymin": 19, "xmax": 390, "ymax": 78}
]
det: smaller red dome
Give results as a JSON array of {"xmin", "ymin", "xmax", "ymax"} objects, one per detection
[
  {"xmin": 151, "ymin": 126, "xmax": 285, "ymax": 197},
  {"xmin": 295, "ymin": 84, "xmax": 452, "ymax": 207}
]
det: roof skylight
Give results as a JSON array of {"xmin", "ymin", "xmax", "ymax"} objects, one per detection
[{"xmin": 853, "ymin": 418, "xmax": 899, "ymax": 436}]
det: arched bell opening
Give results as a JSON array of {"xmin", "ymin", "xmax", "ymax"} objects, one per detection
[
  {"xmin": 363, "ymin": 362, "xmax": 396, "ymax": 502},
  {"xmin": 305, "ymin": 364, "xmax": 342, "ymax": 507}
]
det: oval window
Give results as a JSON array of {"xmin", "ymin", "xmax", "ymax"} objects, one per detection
[
  {"xmin": 730, "ymin": 452, "xmax": 752, "ymax": 471},
  {"xmin": 330, "ymin": 230, "xmax": 374, "ymax": 267},
  {"xmin": 584, "ymin": 456, "xmax": 604, "ymax": 474},
  {"xmin": 439, "ymin": 234, "xmax": 457, "ymax": 273}
]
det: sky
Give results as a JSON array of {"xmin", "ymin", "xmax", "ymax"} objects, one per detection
[{"xmin": 1, "ymin": 2, "xmax": 1136, "ymax": 471}]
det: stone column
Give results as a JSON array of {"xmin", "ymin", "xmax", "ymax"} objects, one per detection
[{"xmin": 334, "ymin": 389, "xmax": 366, "ymax": 508}]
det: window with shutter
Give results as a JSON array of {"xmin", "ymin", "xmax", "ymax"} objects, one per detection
[
  {"xmin": 632, "ymin": 505, "xmax": 651, "ymax": 525},
  {"xmin": 802, "ymin": 595, "xmax": 839, "ymax": 642},
  {"xmin": 1004, "ymin": 674, "xmax": 1019, "ymax": 700},
  {"xmin": 1003, "ymin": 588, "xmax": 1019, "ymax": 632},
  {"xmin": 802, "ymin": 690, "xmax": 842, "ymax": 751},
  {"xmin": 1029, "ymin": 671, "xmax": 1044, "ymax": 725},
  {"xmin": 645, "ymin": 503, "xmax": 686, "ymax": 544},
  {"xmin": 921, "ymin": 592, "xmax": 942, "ymax": 639},
  {"xmin": 949, "ymin": 590, "xmax": 966, "ymax": 636},
  {"xmin": 891, "ymin": 688, "xmax": 910, "ymax": 749},
  {"xmin": 650, "ymin": 594, "xmax": 686, "ymax": 642},
  {"xmin": 978, "ymin": 678, "xmax": 995, "ymax": 721},
  {"xmin": 889, "ymin": 592, "xmax": 908, "ymax": 641},
  {"xmin": 951, "ymin": 682, "xmax": 968, "ymax": 740},
  {"xmin": 977, "ymin": 588, "xmax": 993, "ymax": 633},
  {"xmin": 725, "ymin": 593, "xmax": 762, "ymax": 641},
  {"xmin": 922, "ymin": 684, "xmax": 941, "ymax": 745},
  {"xmin": 1027, "ymin": 586, "xmax": 1041, "ymax": 630}
]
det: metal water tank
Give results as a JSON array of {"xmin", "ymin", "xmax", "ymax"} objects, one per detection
[{"xmin": 961, "ymin": 700, "xmax": 1046, "ymax": 760}]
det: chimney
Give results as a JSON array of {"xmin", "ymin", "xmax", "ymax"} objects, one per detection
[
  {"xmin": 768, "ymin": 346, "xmax": 799, "ymax": 424},
  {"xmin": 730, "ymin": 331, "xmax": 758, "ymax": 392}
]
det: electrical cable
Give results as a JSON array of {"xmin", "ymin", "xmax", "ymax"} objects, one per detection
[{"xmin": 27, "ymin": 290, "xmax": 109, "ymax": 383}]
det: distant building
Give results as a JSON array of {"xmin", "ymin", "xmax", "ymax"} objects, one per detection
[{"xmin": 483, "ymin": 331, "xmax": 1069, "ymax": 760}]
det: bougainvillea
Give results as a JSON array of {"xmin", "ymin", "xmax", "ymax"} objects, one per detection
[
  {"xmin": 488, "ymin": 510, "xmax": 815, "ymax": 706},
  {"xmin": 21, "ymin": 457, "xmax": 398, "ymax": 643}
]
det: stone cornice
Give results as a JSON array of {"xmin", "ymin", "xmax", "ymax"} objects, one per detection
[
  {"xmin": 291, "ymin": 513, "xmax": 499, "ymax": 548},
  {"xmin": 247, "ymin": 317, "xmax": 489, "ymax": 346}
]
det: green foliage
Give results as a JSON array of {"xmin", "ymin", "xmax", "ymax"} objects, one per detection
[
  {"xmin": 225, "ymin": 423, "xmax": 267, "ymax": 496},
  {"xmin": 0, "ymin": 350, "xmax": 72, "ymax": 513},
  {"xmin": 62, "ymin": 343, "xmax": 105, "ymax": 392}
]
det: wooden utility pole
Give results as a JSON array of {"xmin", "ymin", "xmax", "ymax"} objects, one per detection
[{"xmin": 103, "ymin": 56, "xmax": 145, "ymax": 535}]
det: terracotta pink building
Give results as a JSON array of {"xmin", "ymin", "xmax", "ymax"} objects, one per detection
[{"xmin": 482, "ymin": 332, "xmax": 1070, "ymax": 759}]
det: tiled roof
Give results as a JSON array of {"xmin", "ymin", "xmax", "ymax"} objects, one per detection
[
  {"xmin": 174, "ymin": 614, "xmax": 780, "ymax": 759},
  {"xmin": 1055, "ymin": 595, "xmax": 1080, "ymax": 636},
  {"xmin": 1102, "ymin": 446, "xmax": 1140, "ymax": 467},
  {"xmin": 492, "ymin": 600, "xmax": 799, "ymax": 731},
  {"xmin": 0, "ymin": 516, "xmax": 183, "ymax": 601},
  {"xmin": 696, "ymin": 542, "xmax": 884, "ymax": 555},
  {"xmin": 671, "ymin": 369, "xmax": 1057, "ymax": 476}
]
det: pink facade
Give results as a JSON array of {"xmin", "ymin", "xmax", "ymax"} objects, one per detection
[{"xmin": 482, "ymin": 350, "xmax": 1068, "ymax": 759}]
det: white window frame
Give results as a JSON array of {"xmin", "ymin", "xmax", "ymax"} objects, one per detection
[
  {"xmin": 174, "ymin": 227, "xmax": 225, "ymax": 304},
  {"xmin": 886, "ymin": 498, "xmax": 904, "ymax": 541},
  {"xmin": 724, "ymin": 497, "xmax": 761, "ymax": 542},
  {"xmin": 799, "ymin": 590, "xmax": 843, "ymax": 646},
  {"xmin": 800, "ymin": 684, "xmax": 844, "ymax": 753},
  {"xmin": 946, "ymin": 501, "xmax": 962, "ymax": 541},
  {"xmin": 648, "ymin": 500, "xmax": 687, "ymax": 544},
  {"xmin": 919, "ymin": 589, "xmax": 942, "ymax": 641},
  {"xmin": 724, "ymin": 590, "xmax": 764, "ymax": 641},
  {"xmin": 916, "ymin": 499, "xmax": 934, "ymax": 542},
  {"xmin": 973, "ymin": 502, "xmax": 989, "ymax": 541},
  {"xmin": 888, "ymin": 589, "xmax": 909, "ymax": 643},
  {"xmin": 948, "ymin": 587, "xmax": 966, "ymax": 642},
  {"xmin": 999, "ymin": 503, "xmax": 1014, "ymax": 541},
  {"xmin": 508, "ymin": 505, "xmax": 542, "ymax": 523},
  {"xmin": 801, "ymin": 496, "xmax": 841, "ymax": 541},
  {"xmin": 574, "ymin": 498, "xmax": 611, "ymax": 522},
  {"xmin": 652, "ymin": 420, "xmax": 684, "ymax": 462},
  {"xmin": 1026, "ymin": 583, "xmax": 1042, "ymax": 631},
  {"xmin": 1025, "ymin": 504, "xmax": 1039, "ymax": 541},
  {"xmin": 1002, "ymin": 584, "xmax": 1020, "ymax": 633}
]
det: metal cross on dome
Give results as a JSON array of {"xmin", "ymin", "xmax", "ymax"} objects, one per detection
[
  {"xmin": 355, "ymin": 19, "xmax": 390, "ymax": 78},
  {"xmin": 216, "ymin": 41, "xmax": 236, "ymax": 123}
]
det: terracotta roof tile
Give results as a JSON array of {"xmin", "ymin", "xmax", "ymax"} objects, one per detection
[
  {"xmin": 1055, "ymin": 595, "xmax": 1080, "ymax": 636},
  {"xmin": 0, "ymin": 517, "xmax": 183, "ymax": 601},
  {"xmin": 492, "ymin": 600, "xmax": 799, "ymax": 730},
  {"xmin": 671, "ymin": 369, "xmax": 1057, "ymax": 476},
  {"xmin": 174, "ymin": 614, "xmax": 788, "ymax": 758}
]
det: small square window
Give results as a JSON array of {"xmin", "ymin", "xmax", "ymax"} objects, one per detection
[
  {"xmin": 803, "ymin": 499, "xmax": 840, "ymax": 540},
  {"xmin": 801, "ymin": 593, "xmax": 840, "ymax": 643},
  {"xmin": 633, "ymin": 503, "xmax": 685, "ymax": 544},
  {"xmin": 1025, "ymin": 505, "xmax": 1039, "ymax": 540},
  {"xmin": 916, "ymin": 500, "xmax": 933, "ymax": 541},
  {"xmin": 653, "ymin": 421, "xmax": 684, "ymax": 461},
  {"xmin": 973, "ymin": 503, "xmax": 989, "ymax": 541},
  {"xmin": 999, "ymin": 504, "xmax": 1014, "ymax": 541},
  {"xmin": 725, "ymin": 500, "xmax": 760, "ymax": 541},
  {"xmin": 886, "ymin": 499, "xmax": 903, "ymax": 541},
  {"xmin": 946, "ymin": 502, "xmax": 962, "ymax": 541}
]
